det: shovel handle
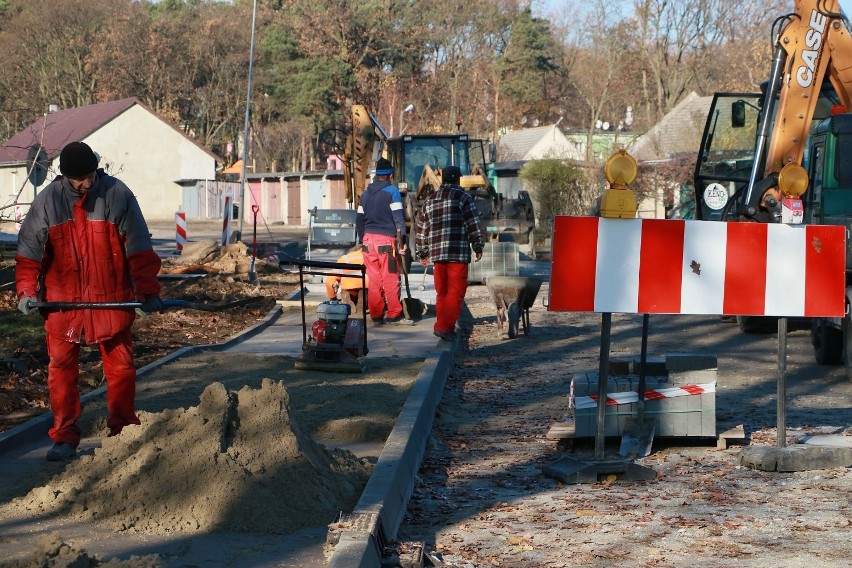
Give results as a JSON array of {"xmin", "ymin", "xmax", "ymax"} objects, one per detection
[
  {"xmin": 30, "ymin": 297, "xmax": 263, "ymax": 312},
  {"xmin": 30, "ymin": 300, "xmax": 187, "ymax": 310}
]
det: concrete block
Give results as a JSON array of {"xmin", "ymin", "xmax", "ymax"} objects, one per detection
[
  {"xmin": 669, "ymin": 368, "xmax": 717, "ymax": 385},
  {"xmin": 571, "ymin": 371, "xmax": 715, "ymax": 438},
  {"xmin": 632, "ymin": 357, "xmax": 666, "ymax": 376},
  {"xmin": 666, "ymin": 353, "xmax": 718, "ymax": 372},
  {"xmin": 608, "ymin": 359, "xmax": 630, "ymax": 376},
  {"xmin": 739, "ymin": 445, "xmax": 852, "ymax": 472}
]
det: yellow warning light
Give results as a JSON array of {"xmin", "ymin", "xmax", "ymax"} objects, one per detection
[
  {"xmin": 600, "ymin": 150, "xmax": 638, "ymax": 218},
  {"xmin": 777, "ymin": 163, "xmax": 808, "ymax": 198},
  {"xmin": 604, "ymin": 150, "xmax": 638, "ymax": 187}
]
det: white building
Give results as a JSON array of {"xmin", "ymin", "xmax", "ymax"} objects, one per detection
[{"xmin": 0, "ymin": 98, "xmax": 220, "ymax": 226}]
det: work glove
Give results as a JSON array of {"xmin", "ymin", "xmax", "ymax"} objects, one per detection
[
  {"xmin": 140, "ymin": 296, "xmax": 165, "ymax": 314},
  {"xmin": 18, "ymin": 296, "xmax": 38, "ymax": 315}
]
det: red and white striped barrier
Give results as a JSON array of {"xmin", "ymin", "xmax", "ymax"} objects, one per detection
[
  {"xmin": 570, "ymin": 382, "xmax": 717, "ymax": 410},
  {"xmin": 221, "ymin": 196, "xmax": 231, "ymax": 246},
  {"xmin": 14, "ymin": 205, "xmax": 23, "ymax": 231},
  {"xmin": 175, "ymin": 211, "xmax": 187, "ymax": 252},
  {"xmin": 549, "ymin": 217, "xmax": 845, "ymax": 317}
]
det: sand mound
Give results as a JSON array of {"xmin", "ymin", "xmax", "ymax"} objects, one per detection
[
  {"xmin": 1, "ymin": 379, "xmax": 369, "ymax": 535},
  {"xmin": 1, "ymin": 533, "xmax": 162, "ymax": 567}
]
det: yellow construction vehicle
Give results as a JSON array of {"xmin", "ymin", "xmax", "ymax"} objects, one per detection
[
  {"xmin": 342, "ymin": 104, "xmax": 536, "ymax": 259},
  {"xmin": 693, "ymin": 0, "xmax": 852, "ymax": 373}
]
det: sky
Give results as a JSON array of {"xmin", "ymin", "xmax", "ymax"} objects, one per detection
[{"xmin": 538, "ymin": 0, "xmax": 852, "ymax": 21}]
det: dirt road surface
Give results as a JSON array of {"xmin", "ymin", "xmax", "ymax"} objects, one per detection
[
  {"xmin": 3, "ymin": 222, "xmax": 851, "ymax": 567},
  {"xmin": 396, "ymin": 284, "xmax": 852, "ymax": 568}
]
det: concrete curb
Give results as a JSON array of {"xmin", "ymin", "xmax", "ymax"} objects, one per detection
[
  {"xmin": 0, "ymin": 305, "xmax": 284, "ymax": 457},
  {"xmin": 327, "ymin": 342, "xmax": 455, "ymax": 568},
  {"xmin": 739, "ymin": 444, "xmax": 852, "ymax": 471}
]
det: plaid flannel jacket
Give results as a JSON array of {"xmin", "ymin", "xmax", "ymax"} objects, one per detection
[{"xmin": 415, "ymin": 183, "xmax": 484, "ymax": 263}]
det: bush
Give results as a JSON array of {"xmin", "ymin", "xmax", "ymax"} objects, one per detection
[{"xmin": 520, "ymin": 159, "xmax": 596, "ymax": 232}]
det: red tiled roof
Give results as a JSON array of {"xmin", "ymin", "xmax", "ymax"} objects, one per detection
[
  {"xmin": 0, "ymin": 98, "xmax": 138, "ymax": 163},
  {"xmin": 0, "ymin": 97, "xmax": 222, "ymax": 165}
]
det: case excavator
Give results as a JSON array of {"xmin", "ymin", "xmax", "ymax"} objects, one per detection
[
  {"xmin": 693, "ymin": 0, "xmax": 852, "ymax": 377},
  {"xmin": 342, "ymin": 104, "xmax": 536, "ymax": 280}
]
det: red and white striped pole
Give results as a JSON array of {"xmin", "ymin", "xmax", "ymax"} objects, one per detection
[
  {"xmin": 221, "ymin": 196, "xmax": 231, "ymax": 246},
  {"xmin": 175, "ymin": 210, "xmax": 187, "ymax": 252}
]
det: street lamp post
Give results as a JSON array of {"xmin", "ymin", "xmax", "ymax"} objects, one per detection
[
  {"xmin": 399, "ymin": 103, "xmax": 415, "ymax": 136},
  {"xmin": 237, "ymin": 0, "xmax": 258, "ymax": 242}
]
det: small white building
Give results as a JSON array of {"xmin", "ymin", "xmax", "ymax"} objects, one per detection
[
  {"xmin": 497, "ymin": 124, "xmax": 573, "ymax": 162},
  {"xmin": 0, "ymin": 98, "xmax": 220, "ymax": 224},
  {"xmin": 493, "ymin": 124, "xmax": 573, "ymax": 200}
]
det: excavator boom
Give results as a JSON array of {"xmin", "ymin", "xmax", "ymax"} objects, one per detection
[
  {"xmin": 746, "ymin": 0, "xmax": 852, "ymax": 213},
  {"xmin": 343, "ymin": 104, "xmax": 388, "ymax": 207}
]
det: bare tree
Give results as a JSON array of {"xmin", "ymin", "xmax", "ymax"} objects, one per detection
[{"xmin": 564, "ymin": 0, "xmax": 635, "ymax": 161}]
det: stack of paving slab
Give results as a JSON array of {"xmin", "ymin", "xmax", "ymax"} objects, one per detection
[{"xmin": 571, "ymin": 353, "xmax": 717, "ymax": 438}]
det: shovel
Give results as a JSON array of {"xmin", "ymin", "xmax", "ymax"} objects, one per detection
[
  {"xmin": 396, "ymin": 230, "xmax": 425, "ymax": 321},
  {"xmin": 418, "ymin": 264, "xmax": 429, "ymax": 291},
  {"xmin": 30, "ymin": 297, "xmax": 264, "ymax": 313},
  {"xmin": 249, "ymin": 204, "xmax": 260, "ymax": 284},
  {"xmin": 619, "ymin": 313, "xmax": 656, "ymax": 458}
]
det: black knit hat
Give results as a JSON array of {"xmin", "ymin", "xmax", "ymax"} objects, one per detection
[
  {"xmin": 443, "ymin": 166, "xmax": 461, "ymax": 184},
  {"xmin": 59, "ymin": 141, "xmax": 99, "ymax": 178},
  {"xmin": 375, "ymin": 157, "xmax": 394, "ymax": 176}
]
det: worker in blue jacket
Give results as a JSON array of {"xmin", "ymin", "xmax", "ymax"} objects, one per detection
[{"xmin": 355, "ymin": 157, "xmax": 413, "ymax": 325}]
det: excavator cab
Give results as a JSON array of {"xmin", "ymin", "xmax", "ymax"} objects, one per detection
[
  {"xmin": 693, "ymin": 92, "xmax": 763, "ymax": 221},
  {"xmin": 694, "ymin": 84, "xmax": 840, "ymax": 221}
]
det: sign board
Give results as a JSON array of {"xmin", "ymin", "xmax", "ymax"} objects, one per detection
[
  {"xmin": 26, "ymin": 144, "xmax": 49, "ymax": 187},
  {"xmin": 548, "ymin": 216, "xmax": 845, "ymax": 318}
]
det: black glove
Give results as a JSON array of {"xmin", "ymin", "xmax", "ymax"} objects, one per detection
[
  {"xmin": 18, "ymin": 296, "xmax": 38, "ymax": 315},
  {"xmin": 140, "ymin": 296, "xmax": 165, "ymax": 314}
]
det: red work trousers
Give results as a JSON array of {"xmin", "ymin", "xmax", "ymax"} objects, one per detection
[
  {"xmin": 362, "ymin": 233, "xmax": 403, "ymax": 321},
  {"xmin": 46, "ymin": 329, "xmax": 140, "ymax": 448},
  {"xmin": 433, "ymin": 261, "xmax": 469, "ymax": 334}
]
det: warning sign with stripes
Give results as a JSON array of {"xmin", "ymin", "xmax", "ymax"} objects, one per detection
[{"xmin": 548, "ymin": 217, "xmax": 845, "ymax": 317}]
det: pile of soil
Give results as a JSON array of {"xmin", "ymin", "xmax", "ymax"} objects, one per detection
[
  {"xmin": 1, "ymin": 379, "xmax": 370, "ymax": 535},
  {"xmin": 3, "ymin": 533, "xmax": 161, "ymax": 568},
  {"xmin": 1, "ymin": 352, "xmax": 423, "ymax": 566}
]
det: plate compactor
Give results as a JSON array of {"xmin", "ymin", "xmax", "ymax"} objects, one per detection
[{"xmin": 295, "ymin": 260, "xmax": 368, "ymax": 372}]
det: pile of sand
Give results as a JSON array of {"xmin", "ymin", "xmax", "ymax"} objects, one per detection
[
  {"xmin": 1, "ymin": 379, "xmax": 370, "ymax": 535},
  {"xmin": 2, "ymin": 533, "xmax": 162, "ymax": 567}
]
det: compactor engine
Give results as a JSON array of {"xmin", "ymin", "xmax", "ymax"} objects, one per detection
[{"xmin": 308, "ymin": 299, "xmax": 366, "ymax": 360}]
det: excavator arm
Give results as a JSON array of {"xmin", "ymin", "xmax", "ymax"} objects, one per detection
[
  {"xmin": 343, "ymin": 104, "xmax": 388, "ymax": 207},
  {"xmin": 747, "ymin": 0, "xmax": 852, "ymax": 217}
]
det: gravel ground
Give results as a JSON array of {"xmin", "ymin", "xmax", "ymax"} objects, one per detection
[{"xmin": 395, "ymin": 283, "xmax": 852, "ymax": 568}]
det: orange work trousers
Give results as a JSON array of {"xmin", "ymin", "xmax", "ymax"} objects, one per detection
[{"xmin": 46, "ymin": 329, "xmax": 140, "ymax": 448}]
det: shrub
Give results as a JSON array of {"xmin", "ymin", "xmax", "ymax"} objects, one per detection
[{"xmin": 520, "ymin": 159, "xmax": 597, "ymax": 234}]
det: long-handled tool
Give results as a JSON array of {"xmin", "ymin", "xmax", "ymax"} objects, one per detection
[
  {"xmin": 249, "ymin": 204, "xmax": 260, "ymax": 284},
  {"xmin": 396, "ymin": 230, "xmax": 425, "ymax": 321},
  {"xmin": 418, "ymin": 263, "xmax": 429, "ymax": 292},
  {"xmin": 620, "ymin": 313, "xmax": 657, "ymax": 458},
  {"xmin": 30, "ymin": 297, "xmax": 264, "ymax": 313}
]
